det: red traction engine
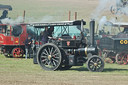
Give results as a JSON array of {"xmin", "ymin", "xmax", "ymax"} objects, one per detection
[{"xmin": 0, "ymin": 23, "xmax": 28, "ymax": 58}]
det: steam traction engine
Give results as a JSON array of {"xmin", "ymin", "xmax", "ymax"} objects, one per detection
[
  {"xmin": 0, "ymin": 24, "xmax": 28, "ymax": 58},
  {"xmin": 32, "ymin": 20, "xmax": 104, "ymax": 72},
  {"xmin": 99, "ymin": 22, "xmax": 128, "ymax": 65},
  {"xmin": 0, "ymin": 4, "xmax": 29, "ymax": 58}
]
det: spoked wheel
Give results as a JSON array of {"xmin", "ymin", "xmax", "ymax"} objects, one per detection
[
  {"xmin": 12, "ymin": 47, "xmax": 24, "ymax": 58},
  {"xmin": 116, "ymin": 52, "xmax": 128, "ymax": 65},
  {"xmin": 104, "ymin": 52, "xmax": 116, "ymax": 64},
  {"xmin": 87, "ymin": 55, "xmax": 104, "ymax": 72},
  {"xmin": 37, "ymin": 43, "xmax": 62, "ymax": 71}
]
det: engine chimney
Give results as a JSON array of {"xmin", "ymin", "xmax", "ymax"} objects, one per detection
[
  {"xmin": 90, "ymin": 19, "xmax": 95, "ymax": 46},
  {"xmin": 67, "ymin": 19, "xmax": 98, "ymax": 57}
]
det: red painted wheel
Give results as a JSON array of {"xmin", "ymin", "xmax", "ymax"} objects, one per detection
[
  {"xmin": 116, "ymin": 52, "xmax": 128, "ymax": 65},
  {"xmin": 104, "ymin": 52, "xmax": 116, "ymax": 64},
  {"xmin": 12, "ymin": 47, "xmax": 24, "ymax": 58}
]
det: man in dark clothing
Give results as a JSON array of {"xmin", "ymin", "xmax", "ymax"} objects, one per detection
[
  {"xmin": 41, "ymin": 26, "xmax": 54, "ymax": 44},
  {"xmin": 25, "ymin": 36, "xmax": 32, "ymax": 59},
  {"xmin": 0, "ymin": 10, "xmax": 8, "ymax": 19},
  {"xmin": 48, "ymin": 26, "xmax": 54, "ymax": 37},
  {"xmin": 42, "ymin": 26, "xmax": 49, "ymax": 44}
]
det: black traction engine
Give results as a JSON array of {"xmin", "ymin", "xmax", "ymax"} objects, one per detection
[{"xmin": 35, "ymin": 20, "xmax": 105, "ymax": 72}]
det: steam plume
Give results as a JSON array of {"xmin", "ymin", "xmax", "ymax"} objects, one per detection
[
  {"xmin": 1, "ymin": 16, "xmax": 23, "ymax": 25},
  {"xmin": 91, "ymin": 0, "xmax": 116, "ymax": 20}
]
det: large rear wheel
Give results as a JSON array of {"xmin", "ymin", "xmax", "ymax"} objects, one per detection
[
  {"xmin": 87, "ymin": 55, "xmax": 104, "ymax": 72},
  {"xmin": 37, "ymin": 43, "xmax": 62, "ymax": 71}
]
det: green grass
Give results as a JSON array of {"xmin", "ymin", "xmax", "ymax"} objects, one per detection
[
  {"xmin": 0, "ymin": 54, "xmax": 128, "ymax": 74},
  {"xmin": 0, "ymin": 54, "xmax": 128, "ymax": 85}
]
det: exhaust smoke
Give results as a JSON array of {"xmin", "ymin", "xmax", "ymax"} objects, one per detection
[
  {"xmin": 1, "ymin": 16, "xmax": 23, "ymax": 25},
  {"xmin": 91, "ymin": 0, "xmax": 116, "ymax": 20}
]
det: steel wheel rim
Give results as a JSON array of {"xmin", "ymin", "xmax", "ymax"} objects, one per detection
[
  {"xmin": 38, "ymin": 44, "xmax": 61, "ymax": 70},
  {"xmin": 88, "ymin": 57, "xmax": 104, "ymax": 72}
]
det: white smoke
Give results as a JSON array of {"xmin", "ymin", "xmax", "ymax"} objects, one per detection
[
  {"xmin": 98, "ymin": 16, "xmax": 107, "ymax": 30},
  {"xmin": 91, "ymin": 0, "xmax": 116, "ymax": 20},
  {"xmin": 40, "ymin": 16, "xmax": 54, "ymax": 22},
  {"xmin": 98, "ymin": 16, "xmax": 117, "ymax": 32},
  {"xmin": 91, "ymin": 0, "xmax": 126, "ymax": 32},
  {"xmin": 92, "ymin": 0, "xmax": 128, "ymax": 19},
  {"xmin": 119, "ymin": 7, "xmax": 128, "ymax": 15},
  {"xmin": 1, "ymin": 16, "xmax": 23, "ymax": 25},
  {"xmin": 26, "ymin": 16, "xmax": 58, "ymax": 23},
  {"xmin": 1, "ymin": 16, "xmax": 55, "ymax": 24}
]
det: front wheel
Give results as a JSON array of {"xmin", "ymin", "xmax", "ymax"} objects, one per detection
[
  {"xmin": 12, "ymin": 47, "xmax": 24, "ymax": 58},
  {"xmin": 87, "ymin": 55, "xmax": 104, "ymax": 72}
]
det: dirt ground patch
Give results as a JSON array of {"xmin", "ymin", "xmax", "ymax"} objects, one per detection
[{"xmin": 0, "ymin": 71, "xmax": 128, "ymax": 85}]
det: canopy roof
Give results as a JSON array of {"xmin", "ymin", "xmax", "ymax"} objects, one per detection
[
  {"xmin": 29, "ymin": 20, "xmax": 86, "ymax": 28},
  {"xmin": 0, "ymin": 4, "xmax": 12, "ymax": 11},
  {"xmin": 105, "ymin": 21, "xmax": 128, "ymax": 28}
]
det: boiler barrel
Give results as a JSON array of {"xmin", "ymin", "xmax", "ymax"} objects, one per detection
[{"xmin": 68, "ymin": 46, "xmax": 98, "ymax": 57}]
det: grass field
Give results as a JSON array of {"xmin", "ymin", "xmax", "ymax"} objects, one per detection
[
  {"xmin": 0, "ymin": 0, "xmax": 128, "ymax": 85},
  {"xmin": 0, "ymin": 54, "xmax": 128, "ymax": 85}
]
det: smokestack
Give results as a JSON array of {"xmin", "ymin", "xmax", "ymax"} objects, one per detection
[
  {"xmin": 75, "ymin": 12, "xmax": 77, "ymax": 20},
  {"xmin": 69, "ymin": 11, "xmax": 71, "ymax": 21},
  {"xmin": 81, "ymin": 19, "xmax": 84, "ymax": 31},
  {"xmin": 23, "ymin": 10, "xmax": 25, "ymax": 22},
  {"xmin": 90, "ymin": 19, "xmax": 95, "ymax": 46}
]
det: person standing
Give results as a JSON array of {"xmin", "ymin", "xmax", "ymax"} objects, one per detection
[
  {"xmin": 41, "ymin": 26, "xmax": 49, "ymax": 44},
  {"xmin": 48, "ymin": 26, "xmax": 54, "ymax": 37},
  {"xmin": 25, "ymin": 36, "xmax": 32, "ymax": 59},
  {"xmin": 0, "ymin": 10, "xmax": 8, "ymax": 19}
]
